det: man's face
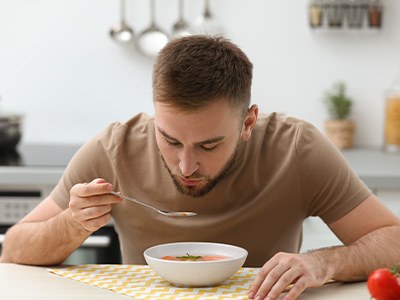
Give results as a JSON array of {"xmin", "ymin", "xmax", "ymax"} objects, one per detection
[{"xmin": 154, "ymin": 99, "xmax": 252, "ymax": 198}]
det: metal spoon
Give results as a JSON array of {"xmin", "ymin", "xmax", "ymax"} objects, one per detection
[
  {"xmin": 171, "ymin": 0, "xmax": 192, "ymax": 38},
  {"xmin": 137, "ymin": 0, "xmax": 169, "ymax": 57},
  {"xmin": 110, "ymin": 191, "xmax": 197, "ymax": 218},
  {"xmin": 194, "ymin": 0, "xmax": 223, "ymax": 35},
  {"xmin": 109, "ymin": 0, "xmax": 134, "ymax": 43}
]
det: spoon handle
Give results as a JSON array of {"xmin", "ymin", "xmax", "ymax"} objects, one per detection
[{"xmin": 110, "ymin": 191, "xmax": 159, "ymax": 213}]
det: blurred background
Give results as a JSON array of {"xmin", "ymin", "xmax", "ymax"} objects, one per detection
[{"xmin": 1, "ymin": 0, "xmax": 399, "ymax": 147}]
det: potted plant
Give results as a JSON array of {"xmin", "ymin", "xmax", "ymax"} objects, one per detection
[{"xmin": 323, "ymin": 81, "xmax": 355, "ymax": 149}]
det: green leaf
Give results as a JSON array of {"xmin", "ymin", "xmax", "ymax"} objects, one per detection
[
  {"xmin": 324, "ymin": 81, "xmax": 353, "ymax": 120},
  {"xmin": 390, "ymin": 264, "xmax": 400, "ymax": 276},
  {"xmin": 176, "ymin": 253, "xmax": 203, "ymax": 261}
]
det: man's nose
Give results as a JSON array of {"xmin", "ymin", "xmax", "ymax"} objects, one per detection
[{"xmin": 179, "ymin": 148, "xmax": 199, "ymax": 177}]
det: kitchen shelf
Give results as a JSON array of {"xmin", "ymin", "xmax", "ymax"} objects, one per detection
[{"xmin": 308, "ymin": 0, "xmax": 383, "ymax": 31}]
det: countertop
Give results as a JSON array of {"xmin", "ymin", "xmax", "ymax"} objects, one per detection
[
  {"xmin": 0, "ymin": 263, "xmax": 370, "ymax": 300},
  {"xmin": 341, "ymin": 148, "xmax": 400, "ymax": 190}
]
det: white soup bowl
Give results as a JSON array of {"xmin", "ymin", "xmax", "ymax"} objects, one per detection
[{"xmin": 143, "ymin": 242, "xmax": 248, "ymax": 287}]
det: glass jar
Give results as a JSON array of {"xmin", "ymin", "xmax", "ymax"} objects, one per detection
[
  {"xmin": 326, "ymin": 0, "xmax": 345, "ymax": 28},
  {"xmin": 368, "ymin": 0, "xmax": 383, "ymax": 28},
  {"xmin": 309, "ymin": 0, "xmax": 324, "ymax": 28},
  {"xmin": 346, "ymin": 0, "xmax": 366, "ymax": 28},
  {"xmin": 384, "ymin": 69, "xmax": 400, "ymax": 152}
]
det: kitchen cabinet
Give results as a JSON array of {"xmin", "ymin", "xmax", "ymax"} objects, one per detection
[{"xmin": 301, "ymin": 148, "xmax": 400, "ymax": 252}]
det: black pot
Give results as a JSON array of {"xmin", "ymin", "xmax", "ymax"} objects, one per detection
[{"xmin": 0, "ymin": 114, "xmax": 22, "ymax": 152}]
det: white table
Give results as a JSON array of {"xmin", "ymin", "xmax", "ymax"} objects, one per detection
[{"xmin": 0, "ymin": 263, "xmax": 370, "ymax": 299}]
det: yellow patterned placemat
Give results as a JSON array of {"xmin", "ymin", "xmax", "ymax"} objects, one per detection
[{"xmin": 48, "ymin": 264, "xmax": 259, "ymax": 299}]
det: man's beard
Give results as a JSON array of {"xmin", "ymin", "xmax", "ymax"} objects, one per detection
[{"xmin": 160, "ymin": 141, "xmax": 242, "ymax": 198}]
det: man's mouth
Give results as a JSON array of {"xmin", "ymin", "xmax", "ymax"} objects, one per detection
[{"xmin": 178, "ymin": 177, "xmax": 202, "ymax": 187}]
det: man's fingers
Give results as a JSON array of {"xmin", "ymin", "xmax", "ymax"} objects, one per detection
[
  {"xmin": 249, "ymin": 261, "xmax": 277, "ymax": 297},
  {"xmin": 80, "ymin": 212, "xmax": 112, "ymax": 232},
  {"xmin": 283, "ymin": 277, "xmax": 308, "ymax": 300},
  {"xmin": 249, "ymin": 252, "xmax": 330, "ymax": 300},
  {"xmin": 250, "ymin": 262, "xmax": 292, "ymax": 299},
  {"xmin": 70, "ymin": 178, "xmax": 113, "ymax": 198},
  {"xmin": 262, "ymin": 270, "xmax": 301, "ymax": 300},
  {"xmin": 68, "ymin": 179, "xmax": 121, "ymax": 232},
  {"xmin": 77, "ymin": 194, "xmax": 122, "ymax": 209},
  {"xmin": 78, "ymin": 205, "xmax": 113, "ymax": 221},
  {"xmin": 91, "ymin": 178, "xmax": 108, "ymax": 184}
]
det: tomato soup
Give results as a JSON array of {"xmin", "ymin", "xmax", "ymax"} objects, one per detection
[{"xmin": 162, "ymin": 254, "xmax": 229, "ymax": 261}]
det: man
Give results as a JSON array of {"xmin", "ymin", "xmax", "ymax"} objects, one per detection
[{"xmin": 1, "ymin": 35, "xmax": 400, "ymax": 300}]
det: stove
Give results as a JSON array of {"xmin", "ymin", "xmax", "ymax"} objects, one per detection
[
  {"xmin": 0, "ymin": 143, "xmax": 121, "ymax": 264},
  {"xmin": 0, "ymin": 144, "xmax": 81, "ymax": 167},
  {"xmin": 0, "ymin": 144, "xmax": 82, "ymax": 225}
]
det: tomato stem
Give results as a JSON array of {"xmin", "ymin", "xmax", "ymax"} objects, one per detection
[{"xmin": 390, "ymin": 264, "xmax": 400, "ymax": 276}]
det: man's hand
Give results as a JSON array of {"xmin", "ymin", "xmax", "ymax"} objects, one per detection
[
  {"xmin": 69, "ymin": 178, "xmax": 121, "ymax": 232},
  {"xmin": 248, "ymin": 252, "xmax": 332, "ymax": 300}
]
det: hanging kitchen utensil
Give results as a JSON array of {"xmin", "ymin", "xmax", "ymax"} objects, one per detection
[
  {"xmin": 0, "ymin": 97, "xmax": 23, "ymax": 153},
  {"xmin": 171, "ymin": 0, "xmax": 192, "ymax": 38},
  {"xmin": 194, "ymin": 0, "xmax": 223, "ymax": 35},
  {"xmin": 109, "ymin": 0, "xmax": 134, "ymax": 43},
  {"xmin": 137, "ymin": 0, "xmax": 169, "ymax": 57}
]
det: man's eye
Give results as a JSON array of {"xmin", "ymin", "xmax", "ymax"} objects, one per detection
[
  {"xmin": 165, "ymin": 139, "xmax": 182, "ymax": 147},
  {"xmin": 200, "ymin": 144, "xmax": 218, "ymax": 151}
]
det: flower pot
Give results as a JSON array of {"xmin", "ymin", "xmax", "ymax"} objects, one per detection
[{"xmin": 324, "ymin": 119, "xmax": 355, "ymax": 149}]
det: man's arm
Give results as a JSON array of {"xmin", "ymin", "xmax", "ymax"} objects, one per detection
[
  {"xmin": 326, "ymin": 193, "xmax": 400, "ymax": 280},
  {"xmin": 0, "ymin": 178, "xmax": 121, "ymax": 266},
  {"xmin": 248, "ymin": 194, "xmax": 400, "ymax": 300}
]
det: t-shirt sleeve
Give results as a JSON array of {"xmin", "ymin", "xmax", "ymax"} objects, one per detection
[
  {"xmin": 50, "ymin": 123, "xmax": 119, "ymax": 210},
  {"xmin": 296, "ymin": 122, "xmax": 371, "ymax": 224}
]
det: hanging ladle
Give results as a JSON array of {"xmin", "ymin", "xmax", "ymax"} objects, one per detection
[
  {"xmin": 137, "ymin": 0, "xmax": 169, "ymax": 57},
  {"xmin": 171, "ymin": 0, "xmax": 192, "ymax": 38},
  {"xmin": 109, "ymin": 0, "xmax": 134, "ymax": 43},
  {"xmin": 195, "ymin": 0, "xmax": 223, "ymax": 35}
]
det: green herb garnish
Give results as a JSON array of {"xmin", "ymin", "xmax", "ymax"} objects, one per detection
[{"xmin": 176, "ymin": 253, "xmax": 203, "ymax": 261}]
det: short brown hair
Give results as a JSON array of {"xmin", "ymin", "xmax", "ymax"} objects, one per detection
[{"xmin": 152, "ymin": 35, "xmax": 253, "ymax": 113}]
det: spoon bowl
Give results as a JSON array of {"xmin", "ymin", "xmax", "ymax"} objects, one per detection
[
  {"xmin": 110, "ymin": 191, "xmax": 197, "ymax": 218},
  {"xmin": 110, "ymin": 22, "xmax": 134, "ymax": 43},
  {"xmin": 195, "ymin": 0, "xmax": 223, "ymax": 35},
  {"xmin": 137, "ymin": 0, "xmax": 169, "ymax": 57},
  {"xmin": 109, "ymin": 0, "xmax": 134, "ymax": 43},
  {"xmin": 171, "ymin": 0, "xmax": 192, "ymax": 38}
]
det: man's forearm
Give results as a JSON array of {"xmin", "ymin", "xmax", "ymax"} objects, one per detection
[
  {"xmin": 0, "ymin": 209, "xmax": 92, "ymax": 266},
  {"xmin": 310, "ymin": 225, "xmax": 400, "ymax": 282}
]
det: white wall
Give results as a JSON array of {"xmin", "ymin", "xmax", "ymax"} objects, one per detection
[{"xmin": 1, "ymin": 0, "xmax": 399, "ymax": 146}]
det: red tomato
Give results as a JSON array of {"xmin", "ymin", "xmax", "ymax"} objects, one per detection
[{"xmin": 367, "ymin": 267, "xmax": 400, "ymax": 300}]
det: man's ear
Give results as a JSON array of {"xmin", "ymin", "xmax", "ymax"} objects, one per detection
[{"xmin": 241, "ymin": 104, "xmax": 258, "ymax": 141}]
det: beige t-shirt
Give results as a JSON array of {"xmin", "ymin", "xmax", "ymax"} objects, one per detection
[{"xmin": 51, "ymin": 112, "xmax": 371, "ymax": 267}]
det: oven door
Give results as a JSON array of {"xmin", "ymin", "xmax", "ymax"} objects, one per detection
[{"xmin": 0, "ymin": 190, "xmax": 121, "ymax": 264}]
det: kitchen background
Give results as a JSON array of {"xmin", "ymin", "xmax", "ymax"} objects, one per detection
[
  {"xmin": 1, "ymin": 0, "xmax": 399, "ymax": 147},
  {"xmin": 1, "ymin": 0, "xmax": 400, "ymax": 263}
]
